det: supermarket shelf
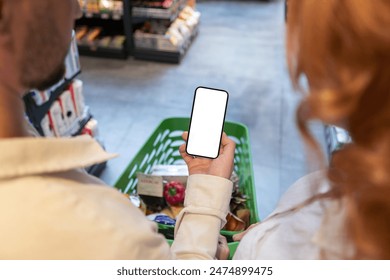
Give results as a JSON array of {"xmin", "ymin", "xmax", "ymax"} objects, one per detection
[
  {"xmin": 47, "ymin": 107, "xmax": 93, "ymax": 138},
  {"xmin": 132, "ymin": 0, "xmax": 182, "ymax": 20},
  {"xmin": 68, "ymin": 107, "xmax": 93, "ymax": 137},
  {"xmin": 23, "ymin": 71, "xmax": 81, "ymax": 135},
  {"xmin": 76, "ymin": 0, "xmax": 132, "ymax": 59},
  {"xmin": 133, "ymin": 48, "xmax": 182, "ymax": 63},
  {"xmin": 82, "ymin": 11, "xmax": 123, "ymax": 21},
  {"xmin": 78, "ymin": 45, "xmax": 128, "ymax": 59},
  {"xmin": 134, "ymin": 24, "xmax": 198, "ymax": 63}
]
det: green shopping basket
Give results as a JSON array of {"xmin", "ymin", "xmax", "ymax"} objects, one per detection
[{"xmin": 114, "ymin": 117, "xmax": 259, "ymax": 258}]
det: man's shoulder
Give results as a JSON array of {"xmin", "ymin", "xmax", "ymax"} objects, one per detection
[{"xmin": 0, "ymin": 171, "xmax": 169, "ymax": 259}]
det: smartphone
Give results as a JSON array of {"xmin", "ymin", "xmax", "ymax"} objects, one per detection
[{"xmin": 186, "ymin": 86, "xmax": 229, "ymax": 159}]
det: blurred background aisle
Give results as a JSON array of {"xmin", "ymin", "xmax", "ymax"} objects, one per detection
[{"xmin": 78, "ymin": 0, "xmax": 327, "ymax": 219}]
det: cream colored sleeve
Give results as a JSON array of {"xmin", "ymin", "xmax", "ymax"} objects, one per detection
[{"xmin": 170, "ymin": 174, "xmax": 233, "ymax": 259}]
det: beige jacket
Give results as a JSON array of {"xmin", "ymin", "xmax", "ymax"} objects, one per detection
[
  {"xmin": 234, "ymin": 171, "xmax": 354, "ymax": 259},
  {"xmin": 0, "ymin": 136, "xmax": 232, "ymax": 259}
]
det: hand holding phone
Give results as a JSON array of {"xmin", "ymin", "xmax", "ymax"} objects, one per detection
[
  {"xmin": 186, "ymin": 86, "xmax": 229, "ymax": 159},
  {"xmin": 181, "ymin": 86, "xmax": 235, "ymax": 179},
  {"xmin": 180, "ymin": 131, "xmax": 236, "ymax": 179}
]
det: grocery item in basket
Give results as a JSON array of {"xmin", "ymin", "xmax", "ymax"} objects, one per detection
[
  {"xmin": 151, "ymin": 165, "xmax": 188, "ymax": 199},
  {"xmin": 137, "ymin": 173, "xmax": 166, "ymax": 212},
  {"xmin": 151, "ymin": 165, "xmax": 189, "ymax": 176},
  {"xmin": 230, "ymin": 171, "xmax": 239, "ymax": 192},
  {"xmin": 122, "ymin": 193, "xmax": 147, "ymax": 214},
  {"xmin": 147, "ymin": 214, "xmax": 176, "ymax": 226},
  {"xmin": 236, "ymin": 209, "xmax": 251, "ymax": 229},
  {"xmin": 154, "ymin": 215, "xmax": 176, "ymax": 226},
  {"xmin": 163, "ymin": 181, "xmax": 185, "ymax": 206},
  {"xmin": 114, "ymin": 118, "xmax": 259, "ymax": 235},
  {"xmin": 226, "ymin": 171, "xmax": 251, "ymax": 229},
  {"xmin": 161, "ymin": 205, "xmax": 184, "ymax": 219},
  {"xmin": 224, "ymin": 212, "xmax": 246, "ymax": 232}
]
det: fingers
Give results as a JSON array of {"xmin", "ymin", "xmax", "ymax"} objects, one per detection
[
  {"xmin": 181, "ymin": 131, "xmax": 235, "ymax": 162},
  {"xmin": 179, "ymin": 143, "xmax": 192, "ymax": 164},
  {"xmin": 232, "ymin": 222, "xmax": 260, "ymax": 241},
  {"xmin": 220, "ymin": 132, "xmax": 236, "ymax": 161},
  {"xmin": 180, "ymin": 132, "xmax": 193, "ymax": 164},
  {"xmin": 216, "ymin": 235, "xmax": 230, "ymax": 260},
  {"xmin": 232, "ymin": 231, "xmax": 246, "ymax": 242},
  {"xmin": 182, "ymin": 131, "xmax": 188, "ymax": 141},
  {"xmin": 221, "ymin": 132, "xmax": 236, "ymax": 149},
  {"xmin": 218, "ymin": 234, "xmax": 228, "ymax": 246}
]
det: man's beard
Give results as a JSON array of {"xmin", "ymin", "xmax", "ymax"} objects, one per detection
[{"xmin": 32, "ymin": 63, "xmax": 66, "ymax": 91}]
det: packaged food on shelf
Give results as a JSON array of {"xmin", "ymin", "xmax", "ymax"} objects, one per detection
[
  {"xmin": 112, "ymin": 1, "xmax": 124, "ymax": 18},
  {"xmin": 69, "ymin": 79, "xmax": 86, "ymax": 117},
  {"xmin": 78, "ymin": 0, "xmax": 123, "ymax": 17},
  {"xmin": 59, "ymin": 90, "xmax": 78, "ymax": 129},
  {"xmin": 40, "ymin": 115, "xmax": 54, "ymax": 137},
  {"xmin": 48, "ymin": 101, "xmax": 68, "ymax": 137},
  {"xmin": 30, "ymin": 90, "xmax": 50, "ymax": 106},
  {"xmin": 76, "ymin": 26, "xmax": 125, "ymax": 50},
  {"xmin": 85, "ymin": 27, "xmax": 103, "ymax": 46},
  {"xmin": 134, "ymin": 5, "xmax": 200, "ymax": 52},
  {"xmin": 82, "ymin": 118, "xmax": 99, "ymax": 138},
  {"xmin": 80, "ymin": 0, "xmax": 99, "ymax": 14},
  {"xmin": 33, "ymin": 79, "xmax": 87, "ymax": 138},
  {"xmin": 65, "ymin": 31, "xmax": 81, "ymax": 79},
  {"xmin": 110, "ymin": 35, "xmax": 126, "ymax": 49},
  {"xmin": 178, "ymin": 6, "xmax": 200, "ymax": 30},
  {"xmin": 132, "ymin": 0, "xmax": 180, "ymax": 19},
  {"xmin": 99, "ymin": 0, "xmax": 114, "ymax": 12},
  {"xmin": 98, "ymin": 36, "xmax": 112, "ymax": 48},
  {"xmin": 76, "ymin": 26, "xmax": 89, "ymax": 41}
]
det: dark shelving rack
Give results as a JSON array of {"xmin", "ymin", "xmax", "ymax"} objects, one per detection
[
  {"xmin": 77, "ymin": 45, "xmax": 128, "ymax": 59},
  {"xmin": 23, "ymin": 61, "xmax": 107, "ymax": 177},
  {"xmin": 75, "ymin": 0, "xmax": 198, "ymax": 63},
  {"xmin": 131, "ymin": 0, "xmax": 198, "ymax": 63},
  {"xmin": 133, "ymin": 24, "xmax": 198, "ymax": 63},
  {"xmin": 75, "ymin": 0, "xmax": 133, "ymax": 59},
  {"xmin": 23, "ymin": 72, "xmax": 82, "ymax": 136}
]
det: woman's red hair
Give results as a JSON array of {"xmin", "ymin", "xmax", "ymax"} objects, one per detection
[{"xmin": 287, "ymin": 0, "xmax": 390, "ymax": 259}]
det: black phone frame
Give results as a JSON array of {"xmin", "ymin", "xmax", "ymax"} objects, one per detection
[{"xmin": 186, "ymin": 86, "xmax": 229, "ymax": 159}]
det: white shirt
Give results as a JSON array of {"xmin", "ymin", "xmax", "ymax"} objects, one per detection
[
  {"xmin": 0, "ymin": 135, "xmax": 232, "ymax": 259},
  {"xmin": 234, "ymin": 171, "xmax": 353, "ymax": 259}
]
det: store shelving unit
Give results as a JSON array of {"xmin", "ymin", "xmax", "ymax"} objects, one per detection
[
  {"xmin": 23, "ymin": 35, "xmax": 107, "ymax": 177},
  {"xmin": 23, "ymin": 72, "xmax": 84, "ymax": 136},
  {"xmin": 75, "ymin": 0, "xmax": 133, "ymax": 59},
  {"xmin": 75, "ymin": 0, "xmax": 199, "ymax": 63},
  {"xmin": 131, "ymin": 0, "xmax": 199, "ymax": 63}
]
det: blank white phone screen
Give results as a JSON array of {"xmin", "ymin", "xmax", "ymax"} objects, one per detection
[{"xmin": 186, "ymin": 87, "xmax": 228, "ymax": 158}]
